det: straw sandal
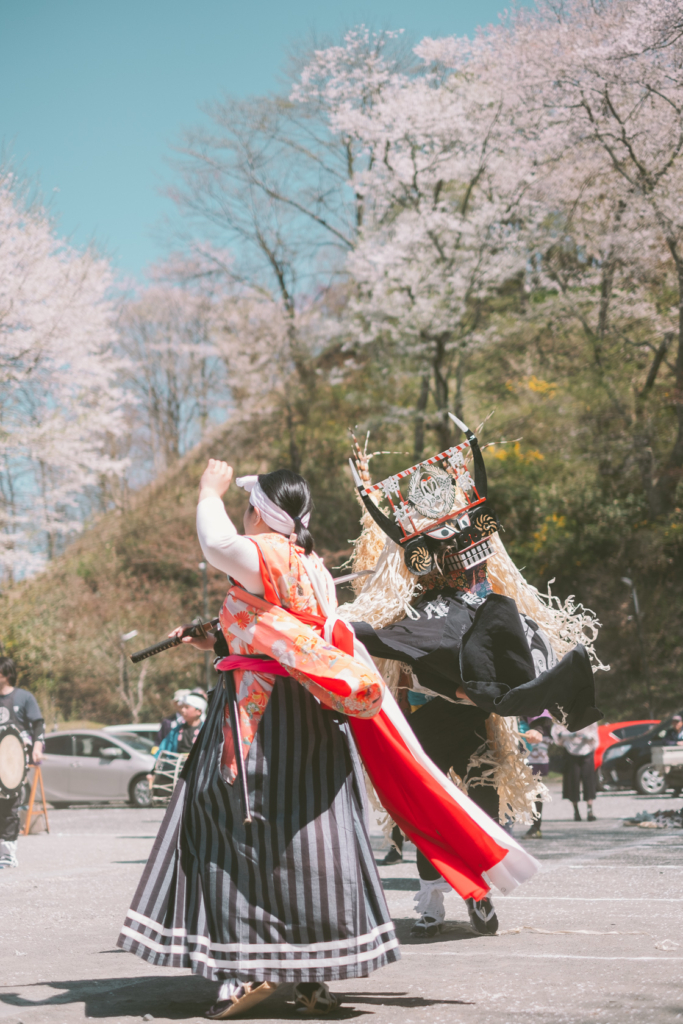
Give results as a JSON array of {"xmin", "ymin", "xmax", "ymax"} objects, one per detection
[
  {"xmin": 293, "ymin": 982, "xmax": 342, "ymax": 1016},
  {"xmin": 205, "ymin": 981, "xmax": 279, "ymax": 1019}
]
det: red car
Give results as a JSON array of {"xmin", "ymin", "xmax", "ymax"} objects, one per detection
[{"xmin": 595, "ymin": 720, "xmax": 660, "ymax": 769}]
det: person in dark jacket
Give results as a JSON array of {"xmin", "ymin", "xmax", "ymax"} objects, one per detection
[
  {"xmin": 0, "ymin": 656, "xmax": 45, "ymax": 869},
  {"xmin": 155, "ymin": 689, "xmax": 191, "ymax": 745},
  {"xmin": 148, "ymin": 693, "xmax": 207, "ymax": 787},
  {"xmin": 664, "ymin": 714, "xmax": 683, "ymax": 746}
]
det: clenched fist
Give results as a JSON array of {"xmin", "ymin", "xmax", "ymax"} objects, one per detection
[{"xmin": 199, "ymin": 459, "xmax": 233, "ymax": 502}]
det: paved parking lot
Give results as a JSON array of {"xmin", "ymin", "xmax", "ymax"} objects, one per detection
[{"xmin": 1, "ymin": 781, "xmax": 682, "ymax": 1023}]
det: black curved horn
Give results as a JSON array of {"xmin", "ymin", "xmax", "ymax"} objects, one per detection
[
  {"xmin": 349, "ymin": 459, "xmax": 404, "ymax": 544},
  {"xmin": 449, "ymin": 414, "xmax": 487, "ymax": 498}
]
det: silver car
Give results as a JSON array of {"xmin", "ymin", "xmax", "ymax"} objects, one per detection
[
  {"xmin": 105, "ymin": 723, "xmax": 161, "ymax": 746},
  {"xmin": 41, "ymin": 729, "xmax": 156, "ymax": 807}
]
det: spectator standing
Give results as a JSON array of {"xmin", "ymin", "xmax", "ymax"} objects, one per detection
[
  {"xmin": 156, "ymin": 689, "xmax": 191, "ymax": 745},
  {"xmin": 520, "ymin": 712, "xmax": 553, "ymax": 839},
  {"xmin": 175, "ymin": 694, "xmax": 207, "ymax": 752},
  {"xmin": 552, "ymin": 721, "xmax": 599, "ymax": 822},
  {"xmin": 664, "ymin": 713, "xmax": 683, "ymax": 746},
  {"xmin": 148, "ymin": 694, "xmax": 207, "ymax": 788},
  {"xmin": 0, "ymin": 656, "xmax": 45, "ymax": 869}
]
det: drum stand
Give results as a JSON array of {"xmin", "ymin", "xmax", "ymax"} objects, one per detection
[{"xmin": 23, "ymin": 765, "xmax": 50, "ymax": 835}]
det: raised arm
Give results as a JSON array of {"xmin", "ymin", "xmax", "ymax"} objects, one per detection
[{"xmin": 195, "ymin": 460, "xmax": 264, "ymax": 596}]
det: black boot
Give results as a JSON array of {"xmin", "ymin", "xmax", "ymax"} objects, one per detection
[
  {"xmin": 466, "ymin": 896, "xmax": 498, "ymax": 935},
  {"xmin": 380, "ymin": 824, "xmax": 404, "ymax": 864},
  {"xmin": 409, "ymin": 914, "xmax": 441, "ymax": 938}
]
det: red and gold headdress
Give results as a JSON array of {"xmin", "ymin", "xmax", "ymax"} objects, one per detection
[{"xmin": 350, "ymin": 414, "xmax": 498, "ymax": 577}]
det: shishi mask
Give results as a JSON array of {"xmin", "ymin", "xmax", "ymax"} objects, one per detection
[{"xmin": 350, "ymin": 415, "xmax": 498, "ymax": 577}]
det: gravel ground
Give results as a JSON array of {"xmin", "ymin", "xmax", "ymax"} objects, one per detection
[{"xmin": 1, "ymin": 780, "xmax": 682, "ymax": 1024}]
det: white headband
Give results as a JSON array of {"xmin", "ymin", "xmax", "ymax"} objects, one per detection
[
  {"xmin": 182, "ymin": 693, "xmax": 207, "ymax": 714},
  {"xmin": 236, "ymin": 475, "xmax": 311, "ymax": 537}
]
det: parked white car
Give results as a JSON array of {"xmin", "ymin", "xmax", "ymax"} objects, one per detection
[
  {"xmin": 42, "ymin": 729, "xmax": 156, "ymax": 807},
  {"xmin": 105, "ymin": 722, "xmax": 161, "ymax": 746}
]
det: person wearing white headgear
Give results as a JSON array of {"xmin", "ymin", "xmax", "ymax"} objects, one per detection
[
  {"xmin": 177, "ymin": 693, "xmax": 207, "ymax": 751},
  {"xmin": 185, "ymin": 461, "xmax": 314, "ymax": 596},
  {"xmin": 156, "ymin": 688, "xmax": 192, "ymax": 745},
  {"xmin": 119, "ymin": 458, "xmax": 399, "ymax": 1020}
]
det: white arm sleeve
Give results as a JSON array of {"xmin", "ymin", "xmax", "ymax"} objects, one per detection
[{"xmin": 196, "ymin": 496, "xmax": 264, "ymax": 596}]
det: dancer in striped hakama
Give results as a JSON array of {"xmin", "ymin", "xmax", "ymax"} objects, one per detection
[
  {"xmin": 118, "ymin": 458, "xmax": 540, "ymax": 1018},
  {"xmin": 119, "ymin": 461, "xmax": 397, "ymax": 1018}
]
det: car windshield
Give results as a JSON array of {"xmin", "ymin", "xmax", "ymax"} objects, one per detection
[
  {"xmin": 114, "ymin": 733, "xmax": 154, "ymax": 752},
  {"xmin": 617, "ymin": 724, "xmax": 658, "ymax": 739}
]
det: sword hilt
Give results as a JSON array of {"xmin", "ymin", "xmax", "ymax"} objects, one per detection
[{"xmin": 129, "ymin": 617, "xmax": 220, "ymax": 664}]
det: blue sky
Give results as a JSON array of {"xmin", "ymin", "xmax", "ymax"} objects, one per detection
[{"xmin": 1, "ymin": 0, "xmax": 517, "ymax": 278}]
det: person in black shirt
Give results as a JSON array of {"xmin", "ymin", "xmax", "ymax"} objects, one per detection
[
  {"xmin": 664, "ymin": 714, "xmax": 683, "ymax": 746},
  {"xmin": 177, "ymin": 694, "xmax": 206, "ymax": 752},
  {"xmin": 146, "ymin": 693, "xmax": 207, "ymax": 791},
  {"xmin": 155, "ymin": 689, "xmax": 191, "ymax": 746},
  {"xmin": 0, "ymin": 656, "xmax": 45, "ymax": 869}
]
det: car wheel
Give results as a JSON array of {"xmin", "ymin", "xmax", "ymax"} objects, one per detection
[
  {"xmin": 129, "ymin": 775, "xmax": 152, "ymax": 808},
  {"xmin": 635, "ymin": 763, "xmax": 667, "ymax": 796}
]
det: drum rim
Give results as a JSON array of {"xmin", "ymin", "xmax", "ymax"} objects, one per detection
[
  {"xmin": 0, "ymin": 724, "xmax": 28, "ymax": 796},
  {"xmin": 151, "ymin": 750, "xmax": 188, "ymax": 804}
]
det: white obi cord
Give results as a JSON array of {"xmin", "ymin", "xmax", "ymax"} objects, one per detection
[{"xmin": 236, "ymin": 475, "xmax": 311, "ymax": 536}]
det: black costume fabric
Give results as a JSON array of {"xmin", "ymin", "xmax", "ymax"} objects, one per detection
[
  {"xmin": 408, "ymin": 699, "xmax": 499, "ymax": 881},
  {"xmin": 0, "ymin": 793, "xmax": 21, "ymax": 842},
  {"xmin": 353, "ymin": 592, "xmax": 600, "ymax": 732}
]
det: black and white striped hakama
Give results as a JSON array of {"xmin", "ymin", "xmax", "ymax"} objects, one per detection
[{"xmin": 117, "ymin": 676, "xmax": 400, "ymax": 983}]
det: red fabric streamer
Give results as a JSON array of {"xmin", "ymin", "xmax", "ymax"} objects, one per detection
[{"xmin": 218, "ymin": 617, "xmax": 507, "ymax": 900}]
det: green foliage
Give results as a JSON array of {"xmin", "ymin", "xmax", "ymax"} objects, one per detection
[{"xmin": 1, "ymin": 283, "xmax": 681, "ymax": 728}]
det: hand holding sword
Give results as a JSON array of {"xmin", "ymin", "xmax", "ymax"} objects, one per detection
[
  {"xmin": 167, "ymin": 622, "xmax": 216, "ymax": 652},
  {"xmin": 129, "ymin": 618, "xmax": 219, "ymax": 663},
  {"xmin": 128, "ymin": 566, "xmax": 375, "ymax": 824}
]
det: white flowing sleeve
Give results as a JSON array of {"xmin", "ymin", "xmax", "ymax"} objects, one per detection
[{"xmin": 196, "ymin": 496, "xmax": 264, "ymax": 596}]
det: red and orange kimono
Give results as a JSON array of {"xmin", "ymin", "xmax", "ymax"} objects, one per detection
[{"xmin": 219, "ymin": 533, "xmax": 539, "ymax": 901}]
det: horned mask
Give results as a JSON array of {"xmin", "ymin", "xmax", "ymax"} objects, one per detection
[{"xmin": 350, "ymin": 415, "xmax": 499, "ymax": 577}]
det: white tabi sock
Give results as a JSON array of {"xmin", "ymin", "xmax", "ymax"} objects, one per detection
[
  {"xmin": 217, "ymin": 978, "xmax": 248, "ymax": 1002},
  {"xmin": 413, "ymin": 877, "xmax": 451, "ymax": 922},
  {"xmin": 0, "ymin": 840, "xmax": 18, "ymax": 867}
]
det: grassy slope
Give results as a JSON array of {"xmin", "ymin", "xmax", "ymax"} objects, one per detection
[
  {"xmin": 1, "ymin": 423, "xmax": 259, "ymax": 725},
  {"xmin": 3, "ymin": 382, "xmax": 681, "ymax": 727}
]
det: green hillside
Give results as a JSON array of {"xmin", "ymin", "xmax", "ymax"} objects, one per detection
[{"xmin": 2, "ymin": 363, "xmax": 682, "ymax": 728}]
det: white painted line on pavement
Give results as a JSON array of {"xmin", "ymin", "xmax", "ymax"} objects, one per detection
[
  {"xmin": 400, "ymin": 951, "xmax": 683, "ymax": 961},
  {"xmin": 502, "ymin": 896, "xmax": 683, "ymax": 901}
]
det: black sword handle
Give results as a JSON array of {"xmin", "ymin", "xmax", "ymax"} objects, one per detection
[
  {"xmin": 130, "ymin": 618, "xmax": 220, "ymax": 664},
  {"xmin": 223, "ymin": 669, "xmax": 252, "ymax": 825}
]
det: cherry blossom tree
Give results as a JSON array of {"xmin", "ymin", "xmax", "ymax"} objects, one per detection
[
  {"xmin": 293, "ymin": 29, "xmax": 541, "ymax": 457},
  {"xmin": 170, "ymin": 30, "xmax": 418, "ymax": 469},
  {"xmin": 0, "ymin": 172, "xmax": 126, "ymax": 581},
  {"xmin": 292, "ymin": 9, "xmax": 683, "ymax": 506},
  {"xmin": 117, "ymin": 265, "xmax": 226, "ymax": 482},
  {"xmin": 478, "ymin": 0, "xmax": 683, "ymax": 516}
]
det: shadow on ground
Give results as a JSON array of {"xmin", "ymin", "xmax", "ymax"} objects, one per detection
[
  {"xmin": 0, "ymin": 975, "xmax": 475, "ymax": 1020},
  {"xmin": 392, "ymin": 916, "xmax": 481, "ymax": 944}
]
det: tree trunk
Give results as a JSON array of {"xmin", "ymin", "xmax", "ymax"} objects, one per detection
[
  {"xmin": 432, "ymin": 336, "xmax": 452, "ymax": 452},
  {"xmin": 651, "ymin": 253, "xmax": 683, "ymax": 515},
  {"xmin": 285, "ymin": 402, "xmax": 301, "ymax": 473},
  {"xmin": 413, "ymin": 372, "xmax": 430, "ymax": 461},
  {"xmin": 454, "ymin": 349, "xmax": 466, "ymax": 424}
]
